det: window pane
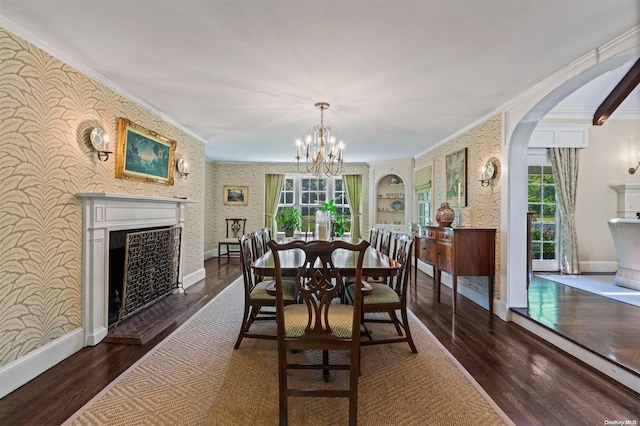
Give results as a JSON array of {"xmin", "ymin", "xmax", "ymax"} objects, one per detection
[
  {"xmin": 528, "ymin": 185, "xmax": 541, "ymax": 202},
  {"xmin": 301, "ymin": 179, "xmax": 309, "ymax": 190},
  {"xmin": 310, "ymin": 193, "xmax": 317, "ymax": 204},
  {"xmin": 302, "ymin": 193, "xmax": 309, "ymax": 204},
  {"xmin": 542, "ymin": 204, "xmax": 556, "ymax": 217},
  {"xmin": 335, "ymin": 179, "xmax": 343, "ymax": 191},
  {"xmin": 285, "ymin": 193, "xmax": 293, "ymax": 204},
  {"xmin": 285, "ymin": 179, "xmax": 294, "ymax": 190},
  {"xmin": 542, "ymin": 243, "xmax": 555, "ymax": 259}
]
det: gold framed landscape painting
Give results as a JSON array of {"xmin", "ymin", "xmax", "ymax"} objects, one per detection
[
  {"xmin": 223, "ymin": 186, "xmax": 248, "ymax": 205},
  {"xmin": 116, "ymin": 118, "xmax": 176, "ymax": 185},
  {"xmin": 445, "ymin": 147, "xmax": 467, "ymax": 207}
]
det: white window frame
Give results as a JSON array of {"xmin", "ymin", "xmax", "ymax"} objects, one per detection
[{"xmin": 277, "ymin": 175, "xmax": 351, "ymax": 235}]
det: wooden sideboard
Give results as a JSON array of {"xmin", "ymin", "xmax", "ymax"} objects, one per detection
[{"xmin": 414, "ymin": 226, "xmax": 496, "ymax": 315}]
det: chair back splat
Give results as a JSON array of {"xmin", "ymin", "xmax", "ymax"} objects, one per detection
[
  {"xmin": 218, "ymin": 218, "xmax": 246, "ymax": 262},
  {"xmin": 268, "ymin": 239, "xmax": 370, "ymax": 426},
  {"xmin": 369, "ymin": 227, "xmax": 380, "ymax": 251}
]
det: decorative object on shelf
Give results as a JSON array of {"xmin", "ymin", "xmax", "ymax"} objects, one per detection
[
  {"xmin": 176, "ymin": 157, "xmax": 190, "ymax": 179},
  {"xmin": 89, "ymin": 127, "xmax": 112, "ymax": 161},
  {"xmin": 276, "ymin": 206, "xmax": 301, "ymax": 237},
  {"xmin": 436, "ymin": 202, "xmax": 455, "ymax": 227},
  {"xmin": 480, "ymin": 158, "xmax": 499, "ymax": 186},
  {"xmin": 295, "ymin": 102, "xmax": 344, "ymax": 178},
  {"xmin": 223, "ymin": 185, "xmax": 248, "ymax": 206},
  {"xmin": 115, "ymin": 118, "xmax": 176, "ymax": 185},
  {"xmin": 390, "ymin": 175, "xmax": 399, "ymax": 184},
  {"xmin": 391, "ymin": 199, "xmax": 403, "ymax": 211},
  {"xmin": 445, "ymin": 148, "xmax": 467, "ymax": 207}
]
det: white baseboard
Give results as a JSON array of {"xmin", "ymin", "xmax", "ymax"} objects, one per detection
[
  {"xmin": 183, "ymin": 267, "xmax": 206, "ymax": 289},
  {"xmin": 204, "ymin": 249, "xmax": 216, "ymax": 260},
  {"xmin": 0, "ymin": 328, "xmax": 85, "ymax": 399},
  {"xmin": 578, "ymin": 261, "xmax": 618, "ymax": 274},
  {"xmin": 511, "ymin": 314, "xmax": 640, "ymax": 394}
]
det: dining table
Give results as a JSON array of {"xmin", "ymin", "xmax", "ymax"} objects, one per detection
[{"xmin": 251, "ymin": 237, "xmax": 401, "ymax": 280}]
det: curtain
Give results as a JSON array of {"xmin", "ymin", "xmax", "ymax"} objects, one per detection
[
  {"xmin": 550, "ymin": 148, "xmax": 580, "ymax": 274},
  {"xmin": 343, "ymin": 174, "xmax": 362, "ymax": 240},
  {"xmin": 265, "ymin": 174, "xmax": 285, "ymax": 233}
]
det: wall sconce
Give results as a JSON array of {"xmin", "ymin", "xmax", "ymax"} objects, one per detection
[
  {"xmin": 176, "ymin": 157, "xmax": 190, "ymax": 179},
  {"xmin": 479, "ymin": 159, "xmax": 499, "ymax": 187},
  {"xmin": 89, "ymin": 127, "xmax": 112, "ymax": 161},
  {"xmin": 629, "ymin": 153, "xmax": 640, "ymax": 174}
]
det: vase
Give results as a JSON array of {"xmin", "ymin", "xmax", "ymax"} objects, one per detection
[
  {"xmin": 436, "ymin": 202, "xmax": 455, "ymax": 227},
  {"xmin": 315, "ymin": 210, "xmax": 331, "ymax": 240}
]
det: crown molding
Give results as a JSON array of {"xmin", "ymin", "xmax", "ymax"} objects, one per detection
[
  {"xmin": 414, "ymin": 25, "xmax": 640, "ymax": 159},
  {"xmin": 0, "ymin": 16, "xmax": 208, "ymax": 146}
]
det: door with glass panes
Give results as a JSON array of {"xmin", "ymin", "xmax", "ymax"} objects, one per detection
[{"xmin": 527, "ymin": 165, "xmax": 560, "ymax": 271}]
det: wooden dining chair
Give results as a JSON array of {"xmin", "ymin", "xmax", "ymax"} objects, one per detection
[
  {"xmin": 268, "ymin": 239, "xmax": 370, "ymax": 426},
  {"xmin": 218, "ymin": 218, "xmax": 246, "ymax": 261},
  {"xmin": 369, "ymin": 227, "xmax": 381, "ymax": 251},
  {"xmin": 348, "ymin": 233, "xmax": 417, "ymax": 353},
  {"xmin": 234, "ymin": 234, "xmax": 297, "ymax": 349},
  {"xmin": 379, "ymin": 228, "xmax": 392, "ymax": 256},
  {"xmin": 261, "ymin": 227, "xmax": 271, "ymax": 248},
  {"xmin": 253, "ymin": 228, "xmax": 267, "ymax": 259}
]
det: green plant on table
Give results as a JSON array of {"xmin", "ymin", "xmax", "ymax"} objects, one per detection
[
  {"xmin": 321, "ymin": 199, "xmax": 345, "ymax": 237},
  {"xmin": 276, "ymin": 206, "xmax": 301, "ymax": 236}
]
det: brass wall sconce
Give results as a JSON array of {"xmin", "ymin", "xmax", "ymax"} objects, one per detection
[
  {"xmin": 629, "ymin": 153, "xmax": 640, "ymax": 175},
  {"xmin": 89, "ymin": 127, "xmax": 111, "ymax": 161},
  {"xmin": 176, "ymin": 157, "xmax": 190, "ymax": 179},
  {"xmin": 480, "ymin": 159, "xmax": 499, "ymax": 187}
]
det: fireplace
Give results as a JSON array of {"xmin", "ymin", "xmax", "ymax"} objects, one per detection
[
  {"xmin": 77, "ymin": 193, "xmax": 194, "ymax": 346},
  {"xmin": 108, "ymin": 226, "xmax": 181, "ymax": 326}
]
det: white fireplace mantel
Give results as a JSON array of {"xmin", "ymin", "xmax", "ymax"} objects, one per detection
[
  {"xmin": 610, "ymin": 184, "xmax": 640, "ymax": 219},
  {"xmin": 77, "ymin": 193, "xmax": 196, "ymax": 346}
]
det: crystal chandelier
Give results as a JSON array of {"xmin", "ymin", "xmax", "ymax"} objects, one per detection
[{"xmin": 295, "ymin": 102, "xmax": 344, "ymax": 178}]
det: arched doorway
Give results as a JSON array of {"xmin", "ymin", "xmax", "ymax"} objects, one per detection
[{"xmin": 502, "ymin": 29, "xmax": 639, "ymax": 313}]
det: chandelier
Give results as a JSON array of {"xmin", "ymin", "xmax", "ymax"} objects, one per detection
[{"xmin": 295, "ymin": 102, "xmax": 344, "ymax": 178}]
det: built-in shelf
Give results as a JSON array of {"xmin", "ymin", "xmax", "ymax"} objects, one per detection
[{"xmin": 376, "ymin": 174, "xmax": 406, "ymax": 226}]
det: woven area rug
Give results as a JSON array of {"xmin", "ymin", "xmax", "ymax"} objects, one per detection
[{"xmin": 65, "ymin": 277, "xmax": 513, "ymax": 426}]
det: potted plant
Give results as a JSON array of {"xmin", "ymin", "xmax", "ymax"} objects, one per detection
[
  {"xmin": 276, "ymin": 206, "xmax": 301, "ymax": 237},
  {"xmin": 320, "ymin": 199, "xmax": 346, "ymax": 237}
]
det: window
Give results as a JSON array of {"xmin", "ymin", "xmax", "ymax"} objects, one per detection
[
  {"xmin": 277, "ymin": 176, "xmax": 351, "ymax": 233},
  {"xmin": 528, "ymin": 165, "xmax": 559, "ymax": 270},
  {"xmin": 417, "ymin": 191, "xmax": 431, "ymax": 227}
]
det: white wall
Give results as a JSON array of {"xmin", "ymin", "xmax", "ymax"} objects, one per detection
[{"xmin": 579, "ymin": 119, "xmax": 640, "ymax": 271}]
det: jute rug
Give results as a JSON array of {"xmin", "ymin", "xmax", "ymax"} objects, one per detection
[{"xmin": 65, "ymin": 277, "xmax": 513, "ymax": 426}]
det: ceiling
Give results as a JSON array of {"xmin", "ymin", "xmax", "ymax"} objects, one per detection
[{"xmin": 1, "ymin": 1, "xmax": 638, "ymax": 164}]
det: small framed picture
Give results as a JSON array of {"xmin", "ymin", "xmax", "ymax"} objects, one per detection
[{"xmin": 223, "ymin": 186, "xmax": 248, "ymax": 205}]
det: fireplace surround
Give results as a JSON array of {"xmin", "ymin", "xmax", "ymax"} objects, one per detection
[{"xmin": 77, "ymin": 193, "xmax": 195, "ymax": 346}]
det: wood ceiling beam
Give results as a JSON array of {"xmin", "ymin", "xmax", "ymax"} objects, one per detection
[{"xmin": 593, "ymin": 58, "xmax": 640, "ymax": 125}]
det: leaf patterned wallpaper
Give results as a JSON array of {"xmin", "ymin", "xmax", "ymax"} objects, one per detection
[
  {"xmin": 415, "ymin": 114, "xmax": 503, "ymax": 298},
  {"xmin": 0, "ymin": 29, "xmax": 204, "ymax": 367},
  {"xmin": 204, "ymin": 162, "xmax": 371, "ymax": 254}
]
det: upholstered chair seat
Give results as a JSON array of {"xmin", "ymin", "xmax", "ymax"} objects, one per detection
[{"xmin": 283, "ymin": 304, "xmax": 354, "ymax": 339}]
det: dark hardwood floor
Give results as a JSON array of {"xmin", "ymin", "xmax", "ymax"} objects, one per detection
[
  {"xmin": 514, "ymin": 275, "xmax": 640, "ymax": 377},
  {"xmin": 0, "ymin": 258, "xmax": 638, "ymax": 425}
]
